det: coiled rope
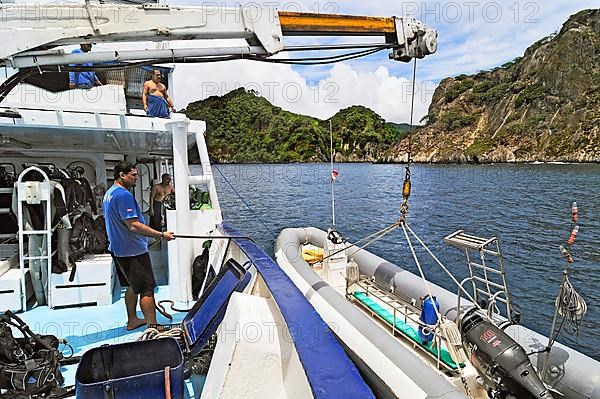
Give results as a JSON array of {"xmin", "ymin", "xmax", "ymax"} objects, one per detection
[
  {"xmin": 138, "ymin": 327, "xmax": 185, "ymax": 342},
  {"xmin": 542, "ymin": 202, "xmax": 587, "ymax": 379},
  {"xmin": 556, "ymin": 274, "xmax": 587, "ymax": 336}
]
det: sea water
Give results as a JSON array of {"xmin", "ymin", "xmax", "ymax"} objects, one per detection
[{"xmin": 204, "ymin": 163, "xmax": 600, "ymax": 360}]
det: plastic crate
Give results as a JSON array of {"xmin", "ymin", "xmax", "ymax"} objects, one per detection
[{"xmin": 75, "ymin": 338, "xmax": 184, "ymax": 399}]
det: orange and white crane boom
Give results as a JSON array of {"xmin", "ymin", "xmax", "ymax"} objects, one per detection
[{"xmin": 0, "ymin": 4, "xmax": 437, "ymax": 67}]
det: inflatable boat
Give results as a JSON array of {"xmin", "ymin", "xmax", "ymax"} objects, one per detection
[{"xmin": 275, "ymin": 227, "xmax": 600, "ymax": 399}]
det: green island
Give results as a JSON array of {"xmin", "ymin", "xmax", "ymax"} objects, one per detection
[{"xmin": 184, "ymin": 10, "xmax": 600, "ymax": 164}]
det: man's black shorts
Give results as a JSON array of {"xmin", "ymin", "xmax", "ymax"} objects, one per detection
[{"xmin": 112, "ymin": 252, "xmax": 156, "ymax": 294}]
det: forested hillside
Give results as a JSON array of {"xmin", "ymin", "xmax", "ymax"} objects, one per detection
[{"xmin": 184, "ymin": 88, "xmax": 409, "ymax": 163}]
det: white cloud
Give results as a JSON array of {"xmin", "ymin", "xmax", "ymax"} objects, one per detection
[
  {"xmin": 173, "ymin": 61, "xmax": 435, "ymax": 123},
  {"xmin": 19, "ymin": 0, "xmax": 597, "ymax": 123},
  {"xmin": 405, "ymin": 1, "xmax": 600, "ymax": 80},
  {"xmin": 169, "ymin": 0, "xmax": 599, "ymax": 122}
]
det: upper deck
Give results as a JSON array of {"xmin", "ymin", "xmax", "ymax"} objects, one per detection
[{"xmin": 0, "ymin": 81, "xmax": 204, "ymax": 157}]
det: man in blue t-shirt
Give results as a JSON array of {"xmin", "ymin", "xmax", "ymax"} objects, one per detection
[
  {"xmin": 103, "ymin": 161, "xmax": 175, "ymax": 330},
  {"xmin": 69, "ymin": 44, "xmax": 102, "ymax": 89}
]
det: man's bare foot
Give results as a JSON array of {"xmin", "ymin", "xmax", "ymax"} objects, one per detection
[{"xmin": 126, "ymin": 318, "xmax": 146, "ymax": 331}]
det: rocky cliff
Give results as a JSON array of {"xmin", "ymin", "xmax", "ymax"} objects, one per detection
[{"xmin": 388, "ymin": 9, "xmax": 600, "ymax": 163}]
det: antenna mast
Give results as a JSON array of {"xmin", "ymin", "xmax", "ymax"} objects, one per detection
[{"xmin": 330, "ymin": 119, "xmax": 336, "ymax": 229}]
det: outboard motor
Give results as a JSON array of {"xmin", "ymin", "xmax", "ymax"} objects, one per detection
[{"xmin": 458, "ymin": 307, "xmax": 552, "ymax": 399}]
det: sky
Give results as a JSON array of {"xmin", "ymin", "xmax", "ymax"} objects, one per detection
[
  {"xmin": 164, "ymin": 0, "xmax": 598, "ymax": 123},
  {"xmin": 5, "ymin": 0, "xmax": 598, "ymax": 123}
]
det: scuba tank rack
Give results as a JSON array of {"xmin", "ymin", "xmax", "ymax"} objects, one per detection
[
  {"xmin": 17, "ymin": 166, "xmax": 54, "ymax": 310},
  {"xmin": 349, "ymin": 277, "xmax": 463, "ymax": 373}
]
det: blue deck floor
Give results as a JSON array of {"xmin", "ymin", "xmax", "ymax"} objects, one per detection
[{"xmin": 17, "ymin": 283, "xmax": 205, "ymax": 398}]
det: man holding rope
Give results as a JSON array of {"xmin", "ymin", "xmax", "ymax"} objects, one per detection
[{"xmin": 103, "ymin": 161, "xmax": 175, "ymax": 330}]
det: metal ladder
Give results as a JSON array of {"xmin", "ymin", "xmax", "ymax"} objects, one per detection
[
  {"xmin": 17, "ymin": 166, "xmax": 54, "ymax": 310},
  {"xmin": 444, "ymin": 230, "xmax": 514, "ymax": 322}
]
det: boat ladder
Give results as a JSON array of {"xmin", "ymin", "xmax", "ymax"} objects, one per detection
[{"xmin": 444, "ymin": 230, "xmax": 515, "ymax": 323}]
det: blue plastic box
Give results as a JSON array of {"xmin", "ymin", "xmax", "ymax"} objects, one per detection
[{"xmin": 75, "ymin": 337, "xmax": 184, "ymax": 399}]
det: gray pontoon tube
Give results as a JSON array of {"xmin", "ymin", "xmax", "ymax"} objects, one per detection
[
  {"xmin": 276, "ymin": 227, "xmax": 600, "ymax": 399},
  {"xmin": 276, "ymin": 228, "xmax": 466, "ymax": 399}
]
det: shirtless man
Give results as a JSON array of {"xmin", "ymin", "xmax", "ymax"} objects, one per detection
[
  {"xmin": 142, "ymin": 69, "xmax": 176, "ymax": 118},
  {"xmin": 149, "ymin": 173, "xmax": 173, "ymax": 230}
]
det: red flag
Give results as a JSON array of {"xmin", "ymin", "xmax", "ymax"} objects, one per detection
[{"xmin": 331, "ymin": 170, "xmax": 339, "ymax": 182}]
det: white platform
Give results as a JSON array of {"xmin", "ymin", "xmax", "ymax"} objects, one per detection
[
  {"xmin": 202, "ymin": 292, "xmax": 313, "ymax": 399},
  {"xmin": 49, "ymin": 253, "xmax": 114, "ymax": 308},
  {"xmin": 0, "ymin": 268, "xmax": 29, "ymax": 311}
]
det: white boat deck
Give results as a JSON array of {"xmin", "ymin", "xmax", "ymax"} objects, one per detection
[
  {"xmin": 0, "ymin": 84, "xmax": 205, "ymax": 156},
  {"xmin": 17, "ymin": 283, "xmax": 205, "ymax": 397}
]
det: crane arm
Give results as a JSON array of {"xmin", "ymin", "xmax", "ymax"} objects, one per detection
[
  {"xmin": 0, "ymin": 4, "xmax": 436, "ymax": 68},
  {"xmin": 278, "ymin": 11, "xmax": 397, "ymax": 35},
  {"xmin": 279, "ymin": 11, "xmax": 437, "ymax": 61}
]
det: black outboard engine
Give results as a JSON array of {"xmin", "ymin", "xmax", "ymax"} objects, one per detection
[{"xmin": 458, "ymin": 307, "xmax": 552, "ymax": 399}]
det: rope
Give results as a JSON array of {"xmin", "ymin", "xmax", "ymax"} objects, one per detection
[
  {"xmin": 556, "ymin": 274, "xmax": 587, "ymax": 336},
  {"xmin": 350, "ymin": 221, "xmax": 399, "ymax": 248},
  {"xmin": 439, "ymin": 317, "xmax": 472, "ymax": 397},
  {"xmin": 542, "ymin": 201, "xmax": 587, "ymax": 378},
  {"xmin": 439, "ymin": 319, "xmax": 467, "ymax": 363},
  {"xmin": 404, "ymin": 223, "xmax": 480, "ymax": 307},
  {"xmin": 317, "ymin": 221, "xmax": 399, "ymax": 264},
  {"xmin": 346, "ymin": 259, "xmax": 360, "ymax": 286},
  {"xmin": 211, "ymin": 163, "xmax": 275, "ymax": 237},
  {"xmin": 400, "ymin": 223, "xmax": 473, "ymax": 398},
  {"xmin": 548, "ymin": 202, "xmax": 586, "ymax": 341},
  {"xmin": 408, "ymin": 58, "xmax": 417, "ymax": 167},
  {"xmin": 400, "ymin": 223, "xmax": 437, "ymax": 314},
  {"xmin": 556, "ymin": 205, "xmax": 587, "ymax": 337},
  {"xmin": 157, "ymin": 299, "xmax": 193, "ymax": 314},
  {"xmin": 347, "ymin": 223, "xmax": 399, "ymax": 258},
  {"xmin": 399, "ymin": 58, "xmax": 417, "ymax": 222},
  {"xmin": 138, "ymin": 327, "xmax": 185, "ymax": 341}
]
